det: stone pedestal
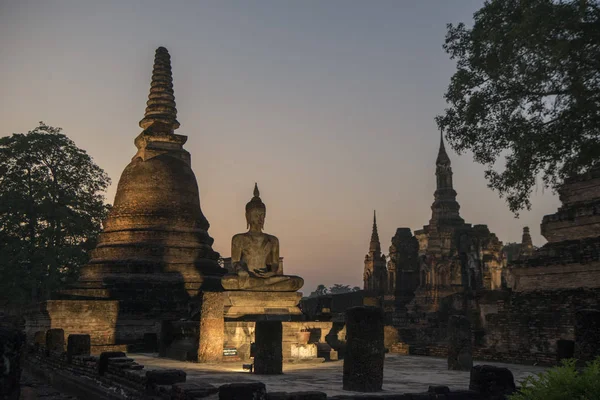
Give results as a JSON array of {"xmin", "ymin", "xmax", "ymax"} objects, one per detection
[
  {"xmin": 223, "ymin": 291, "xmax": 303, "ymax": 320},
  {"xmin": 254, "ymin": 321, "xmax": 283, "ymax": 375},
  {"xmin": 575, "ymin": 309, "xmax": 600, "ymax": 362},
  {"xmin": 447, "ymin": 315, "xmax": 472, "ymax": 371},
  {"xmin": 198, "ymin": 292, "xmax": 225, "ymax": 363},
  {"xmin": 290, "ymin": 343, "xmax": 317, "ymax": 359},
  {"xmin": 343, "ymin": 306, "xmax": 384, "ymax": 392}
]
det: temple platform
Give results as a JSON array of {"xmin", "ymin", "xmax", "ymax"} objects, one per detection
[{"xmin": 128, "ymin": 353, "xmax": 547, "ymax": 397}]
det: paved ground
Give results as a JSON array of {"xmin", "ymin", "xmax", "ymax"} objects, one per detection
[{"xmin": 130, "ymin": 353, "xmax": 548, "ymax": 397}]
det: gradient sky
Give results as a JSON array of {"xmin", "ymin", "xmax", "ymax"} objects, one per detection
[{"xmin": 0, "ymin": 1, "xmax": 561, "ymax": 293}]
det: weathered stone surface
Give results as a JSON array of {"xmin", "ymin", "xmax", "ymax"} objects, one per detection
[
  {"xmin": 67, "ymin": 334, "xmax": 90, "ymax": 363},
  {"xmin": 46, "ymin": 328, "xmax": 65, "ymax": 354},
  {"xmin": 146, "ymin": 369, "xmax": 186, "ymax": 385},
  {"xmin": 469, "ymin": 365, "xmax": 515, "ymax": 398},
  {"xmin": 447, "ymin": 315, "xmax": 472, "ymax": 371},
  {"xmin": 575, "ymin": 308, "xmax": 600, "ymax": 362},
  {"xmin": 172, "ymin": 382, "xmax": 218, "ymax": 399},
  {"xmin": 0, "ymin": 327, "xmax": 25, "ymax": 400},
  {"xmin": 343, "ymin": 306, "xmax": 384, "ymax": 392},
  {"xmin": 198, "ymin": 291, "xmax": 225, "ymax": 363},
  {"xmin": 98, "ymin": 351, "xmax": 126, "ymax": 375},
  {"xmin": 219, "ymin": 382, "xmax": 266, "ymax": 400},
  {"xmin": 254, "ymin": 321, "xmax": 283, "ymax": 375}
]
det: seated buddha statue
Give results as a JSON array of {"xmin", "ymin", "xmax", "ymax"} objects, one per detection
[{"xmin": 221, "ymin": 184, "xmax": 304, "ymax": 292}]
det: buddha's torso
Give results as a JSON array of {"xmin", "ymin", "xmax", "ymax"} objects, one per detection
[{"xmin": 232, "ymin": 232, "xmax": 279, "ymax": 273}]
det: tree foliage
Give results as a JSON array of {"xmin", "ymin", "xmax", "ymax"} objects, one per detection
[
  {"xmin": 329, "ymin": 284, "xmax": 352, "ymax": 294},
  {"xmin": 0, "ymin": 123, "xmax": 111, "ymax": 304},
  {"xmin": 509, "ymin": 357, "xmax": 600, "ymax": 400},
  {"xmin": 437, "ymin": 0, "xmax": 600, "ymax": 214}
]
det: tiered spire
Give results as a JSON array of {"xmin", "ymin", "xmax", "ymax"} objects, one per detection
[
  {"xmin": 369, "ymin": 210, "xmax": 381, "ymax": 254},
  {"xmin": 139, "ymin": 47, "xmax": 180, "ymax": 131},
  {"xmin": 519, "ymin": 226, "xmax": 534, "ymax": 257},
  {"xmin": 429, "ymin": 131, "xmax": 464, "ymax": 227},
  {"xmin": 436, "ymin": 130, "xmax": 451, "ymax": 166}
]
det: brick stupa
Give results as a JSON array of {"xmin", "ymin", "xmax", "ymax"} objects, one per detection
[{"xmin": 26, "ymin": 47, "xmax": 225, "ymax": 352}]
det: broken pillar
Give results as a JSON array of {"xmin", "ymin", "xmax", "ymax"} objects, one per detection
[
  {"xmin": 253, "ymin": 320, "xmax": 283, "ymax": 375},
  {"xmin": 197, "ymin": 291, "xmax": 225, "ymax": 363},
  {"xmin": 448, "ymin": 314, "xmax": 473, "ymax": 371},
  {"xmin": 45, "ymin": 328, "xmax": 65, "ymax": 355},
  {"xmin": 67, "ymin": 334, "xmax": 91, "ymax": 363},
  {"xmin": 343, "ymin": 306, "xmax": 384, "ymax": 392}
]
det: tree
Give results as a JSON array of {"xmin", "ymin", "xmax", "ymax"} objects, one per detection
[
  {"xmin": 436, "ymin": 0, "xmax": 600, "ymax": 214},
  {"xmin": 329, "ymin": 284, "xmax": 352, "ymax": 294},
  {"xmin": 0, "ymin": 122, "xmax": 111, "ymax": 304},
  {"xmin": 352, "ymin": 286, "xmax": 361, "ymax": 292}
]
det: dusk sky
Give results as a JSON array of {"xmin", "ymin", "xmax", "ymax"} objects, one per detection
[{"xmin": 0, "ymin": 1, "xmax": 561, "ymax": 293}]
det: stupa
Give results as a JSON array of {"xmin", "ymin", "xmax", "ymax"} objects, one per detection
[{"xmin": 26, "ymin": 47, "xmax": 225, "ymax": 353}]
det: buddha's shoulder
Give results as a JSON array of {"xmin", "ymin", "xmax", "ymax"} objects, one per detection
[
  {"xmin": 232, "ymin": 233, "xmax": 249, "ymax": 243},
  {"xmin": 265, "ymin": 233, "xmax": 279, "ymax": 243}
]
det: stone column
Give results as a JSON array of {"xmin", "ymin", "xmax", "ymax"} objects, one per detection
[
  {"xmin": 448, "ymin": 315, "xmax": 473, "ymax": 371},
  {"xmin": 67, "ymin": 334, "xmax": 90, "ymax": 363},
  {"xmin": 45, "ymin": 328, "xmax": 65, "ymax": 355},
  {"xmin": 575, "ymin": 309, "xmax": 600, "ymax": 362},
  {"xmin": 343, "ymin": 306, "xmax": 384, "ymax": 392},
  {"xmin": 254, "ymin": 321, "xmax": 283, "ymax": 375},
  {"xmin": 197, "ymin": 291, "xmax": 225, "ymax": 363}
]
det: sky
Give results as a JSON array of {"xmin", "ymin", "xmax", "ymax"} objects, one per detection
[{"xmin": 0, "ymin": 0, "xmax": 561, "ymax": 293}]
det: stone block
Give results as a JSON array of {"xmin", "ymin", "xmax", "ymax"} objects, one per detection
[
  {"xmin": 146, "ymin": 369, "xmax": 186, "ymax": 385},
  {"xmin": 98, "ymin": 351, "xmax": 126, "ymax": 376},
  {"xmin": 172, "ymin": 382, "xmax": 218, "ymax": 399},
  {"xmin": 469, "ymin": 365, "xmax": 516, "ymax": 398},
  {"xmin": 447, "ymin": 315, "xmax": 472, "ymax": 371},
  {"xmin": 67, "ymin": 334, "xmax": 90, "ymax": 363},
  {"xmin": 198, "ymin": 291, "xmax": 225, "ymax": 363},
  {"xmin": 33, "ymin": 330, "xmax": 46, "ymax": 348},
  {"xmin": 45, "ymin": 328, "xmax": 65, "ymax": 354},
  {"xmin": 219, "ymin": 382, "xmax": 266, "ymax": 400},
  {"xmin": 290, "ymin": 343, "xmax": 317, "ymax": 359},
  {"xmin": 254, "ymin": 321, "xmax": 283, "ymax": 375},
  {"xmin": 343, "ymin": 306, "xmax": 384, "ymax": 392},
  {"xmin": 428, "ymin": 385, "xmax": 450, "ymax": 394}
]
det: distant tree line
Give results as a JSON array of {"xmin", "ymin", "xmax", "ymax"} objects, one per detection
[{"xmin": 308, "ymin": 284, "xmax": 361, "ymax": 298}]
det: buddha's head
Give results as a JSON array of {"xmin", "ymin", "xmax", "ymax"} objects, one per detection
[{"xmin": 245, "ymin": 183, "xmax": 266, "ymax": 231}]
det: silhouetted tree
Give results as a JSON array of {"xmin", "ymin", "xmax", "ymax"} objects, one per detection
[
  {"xmin": 329, "ymin": 284, "xmax": 352, "ymax": 294},
  {"xmin": 437, "ymin": 0, "xmax": 600, "ymax": 215},
  {"xmin": 0, "ymin": 123, "xmax": 111, "ymax": 304}
]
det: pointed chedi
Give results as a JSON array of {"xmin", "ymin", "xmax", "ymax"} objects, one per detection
[{"xmin": 75, "ymin": 46, "xmax": 223, "ymax": 296}]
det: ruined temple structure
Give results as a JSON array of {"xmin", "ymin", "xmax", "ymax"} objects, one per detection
[
  {"xmin": 365, "ymin": 134, "xmax": 504, "ymax": 318},
  {"xmin": 26, "ymin": 47, "xmax": 226, "ymax": 353},
  {"xmin": 363, "ymin": 211, "xmax": 387, "ymax": 299},
  {"xmin": 507, "ymin": 167, "xmax": 600, "ymax": 291}
]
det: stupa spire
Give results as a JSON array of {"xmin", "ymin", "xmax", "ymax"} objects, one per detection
[
  {"xmin": 369, "ymin": 210, "xmax": 381, "ymax": 254},
  {"xmin": 139, "ymin": 46, "xmax": 180, "ymax": 131},
  {"xmin": 436, "ymin": 130, "xmax": 451, "ymax": 166}
]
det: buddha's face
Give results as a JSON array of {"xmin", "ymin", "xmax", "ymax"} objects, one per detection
[{"xmin": 246, "ymin": 208, "xmax": 266, "ymax": 231}]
